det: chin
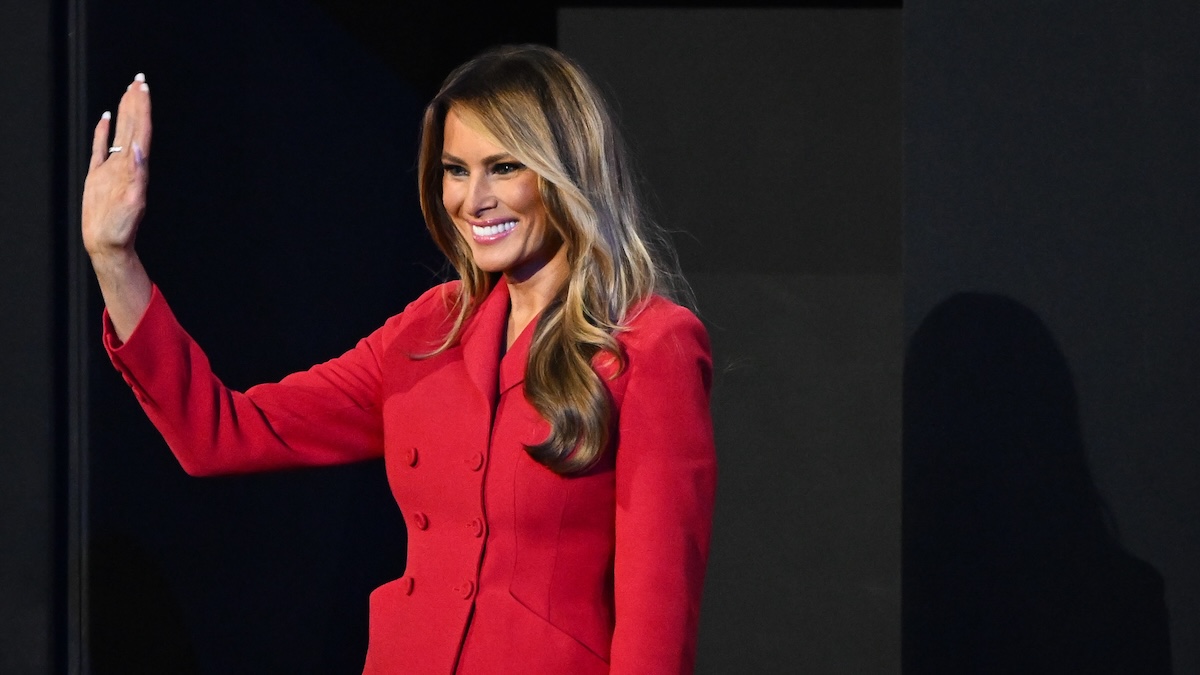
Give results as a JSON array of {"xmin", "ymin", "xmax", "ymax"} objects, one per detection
[{"xmin": 470, "ymin": 254, "xmax": 513, "ymax": 275}]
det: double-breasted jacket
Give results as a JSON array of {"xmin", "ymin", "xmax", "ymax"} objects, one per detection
[{"xmin": 104, "ymin": 279, "xmax": 717, "ymax": 673}]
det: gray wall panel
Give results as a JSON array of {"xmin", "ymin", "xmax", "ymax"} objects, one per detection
[
  {"xmin": 0, "ymin": 0, "xmax": 56, "ymax": 671},
  {"xmin": 905, "ymin": 1, "xmax": 1198, "ymax": 671},
  {"xmin": 562, "ymin": 10, "xmax": 902, "ymax": 672},
  {"xmin": 694, "ymin": 273, "xmax": 901, "ymax": 673}
]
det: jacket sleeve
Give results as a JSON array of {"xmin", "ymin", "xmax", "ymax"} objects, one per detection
[
  {"xmin": 103, "ymin": 284, "xmax": 405, "ymax": 476},
  {"xmin": 609, "ymin": 303, "xmax": 717, "ymax": 674}
]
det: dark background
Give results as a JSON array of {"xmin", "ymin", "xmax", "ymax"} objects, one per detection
[
  {"xmin": 904, "ymin": 1, "xmax": 1197, "ymax": 673},
  {"xmin": 561, "ymin": 10, "xmax": 901, "ymax": 672},
  {"xmin": 2, "ymin": 1, "xmax": 1196, "ymax": 673}
]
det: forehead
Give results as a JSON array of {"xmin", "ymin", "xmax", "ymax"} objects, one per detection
[{"xmin": 442, "ymin": 107, "xmax": 509, "ymax": 158}]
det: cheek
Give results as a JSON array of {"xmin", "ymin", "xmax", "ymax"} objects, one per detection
[
  {"xmin": 441, "ymin": 180, "xmax": 462, "ymax": 216},
  {"xmin": 511, "ymin": 177, "xmax": 546, "ymax": 220}
]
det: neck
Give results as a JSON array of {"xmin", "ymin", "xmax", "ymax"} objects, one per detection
[{"xmin": 503, "ymin": 246, "xmax": 569, "ymax": 345}]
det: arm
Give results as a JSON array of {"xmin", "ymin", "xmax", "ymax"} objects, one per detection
[
  {"xmin": 104, "ymin": 284, "xmax": 393, "ymax": 475},
  {"xmin": 610, "ymin": 304, "xmax": 717, "ymax": 674},
  {"xmin": 84, "ymin": 74, "xmax": 389, "ymax": 475},
  {"xmin": 82, "ymin": 73, "xmax": 154, "ymax": 341}
]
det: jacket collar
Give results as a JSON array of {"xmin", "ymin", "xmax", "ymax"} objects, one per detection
[
  {"xmin": 459, "ymin": 279, "xmax": 541, "ymax": 407},
  {"xmin": 460, "ymin": 280, "xmax": 508, "ymax": 412},
  {"xmin": 499, "ymin": 309, "xmax": 535, "ymax": 395}
]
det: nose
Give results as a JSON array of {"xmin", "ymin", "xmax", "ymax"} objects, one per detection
[{"xmin": 465, "ymin": 173, "xmax": 496, "ymax": 217}]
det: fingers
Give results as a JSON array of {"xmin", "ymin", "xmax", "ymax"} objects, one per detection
[
  {"xmin": 90, "ymin": 112, "xmax": 111, "ymax": 170},
  {"xmin": 90, "ymin": 73, "xmax": 152, "ymax": 176},
  {"xmin": 112, "ymin": 73, "xmax": 152, "ymax": 161},
  {"xmin": 136, "ymin": 75, "xmax": 153, "ymax": 158},
  {"xmin": 113, "ymin": 75, "xmax": 138, "ymax": 150}
]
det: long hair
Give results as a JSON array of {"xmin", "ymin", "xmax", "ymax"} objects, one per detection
[{"xmin": 417, "ymin": 44, "xmax": 685, "ymax": 474}]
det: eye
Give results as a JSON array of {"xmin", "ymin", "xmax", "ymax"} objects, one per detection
[
  {"xmin": 442, "ymin": 163, "xmax": 467, "ymax": 177},
  {"xmin": 492, "ymin": 162, "xmax": 525, "ymax": 175}
]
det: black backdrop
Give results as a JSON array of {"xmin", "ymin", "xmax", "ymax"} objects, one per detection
[
  {"xmin": 2, "ymin": 0, "xmax": 1197, "ymax": 673},
  {"xmin": 904, "ymin": 1, "xmax": 1197, "ymax": 672},
  {"xmin": 84, "ymin": 2, "xmax": 431, "ymax": 671}
]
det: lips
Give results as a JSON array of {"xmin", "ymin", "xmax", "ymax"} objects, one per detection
[{"xmin": 470, "ymin": 219, "xmax": 517, "ymax": 243}]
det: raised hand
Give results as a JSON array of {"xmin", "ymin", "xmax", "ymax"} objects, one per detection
[
  {"xmin": 82, "ymin": 73, "xmax": 153, "ymax": 258},
  {"xmin": 82, "ymin": 73, "xmax": 155, "ymax": 342}
]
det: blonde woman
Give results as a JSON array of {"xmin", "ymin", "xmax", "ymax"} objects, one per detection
[{"xmin": 84, "ymin": 45, "xmax": 716, "ymax": 674}]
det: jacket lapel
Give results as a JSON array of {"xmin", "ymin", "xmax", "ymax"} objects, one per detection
[
  {"xmin": 499, "ymin": 313, "xmax": 534, "ymax": 395},
  {"xmin": 460, "ymin": 280, "xmax": 510, "ymax": 413}
]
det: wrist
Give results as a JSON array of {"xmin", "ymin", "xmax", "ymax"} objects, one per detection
[{"xmin": 87, "ymin": 246, "xmax": 139, "ymax": 270}]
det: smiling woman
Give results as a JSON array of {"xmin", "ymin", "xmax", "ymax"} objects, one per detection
[
  {"xmin": 83, "ymin": 44, "xmax": 716, "ymax": 674},
  {"xmin": 440, "ymin": 109, "xmax": 566, "ymax": 294}
]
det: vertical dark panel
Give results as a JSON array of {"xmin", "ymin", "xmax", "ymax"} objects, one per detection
[
  {"xmin": 65, "ymin": 0, "xmax": 91, "ymax": 669},
  {"xmin": 905, "ymin": 0, "xmax": 1198, "ymax": 672},
  {"xmin": 82, "ymin": 1, "xmax": 560, "ymax": 671},
  {"xmin": 84, "ymin": 2, "xmax": 428, "ymax": 672},
  {"xmin": 562, "ymin": 9, "xmax": 902, "ymax": 672},
  {"xmin": 0, "ymin": 0, "xmax": 57, "ymax": 672}
]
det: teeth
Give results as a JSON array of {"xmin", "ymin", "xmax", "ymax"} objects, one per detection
[{"xmin": 473, "ymin": 220, "xmax": 517, "ymax": 237}]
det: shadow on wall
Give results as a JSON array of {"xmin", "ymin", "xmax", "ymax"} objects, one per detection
[{"xmin": 903, "ymin": 293, "xmax": 1172, "ymax": 674}]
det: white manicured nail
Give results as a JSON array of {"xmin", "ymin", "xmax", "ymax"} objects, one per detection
[
  {"xmin": 140, "ymin": 83, "xmax": 149, "ymax": 92},
  {"xmin": 134, "ymin": 72, "xmax": 146, "ymax": 82},
  {"xmin": 101, "ymin": 110, "xmax": 111, "ymax": 120},
  {"xmin": 126, "ymin": 85, "xmax": 131, "ymax": 91}
]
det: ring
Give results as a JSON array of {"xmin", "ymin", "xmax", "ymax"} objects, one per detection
[{"xmin": 109, "ymin": 146, "xmax": 124, "ymax": 153}]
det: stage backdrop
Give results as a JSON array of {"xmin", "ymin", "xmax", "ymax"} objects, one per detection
[
  {"xmin": 904, "ymin": 0, "xmax": 1198, "ymax": 672},
  {"xmin": 562, "ymin": 9, "xmax": 903, "ymax": 673},
  {"xmin": 85, "ymin": 2, "xmax": 440, "ymax": 672},
  {"xmin": 0, "ymin": 0, "xmax": 57, "ymax": 672}
]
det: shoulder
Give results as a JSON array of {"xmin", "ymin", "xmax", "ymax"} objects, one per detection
[
  {"xmin": 617, "ymin": 295, "xmax": 709, "ymax": 359},
  {"xmin": 605, "ymin": 296, "xmax": 711, "ymax": 396},
  {"xmin": 378, "ymin": 280, "xmax": 462, "ymax": 349},
  {"xmin": 609, "ymin": 296, "xmax": 714, "ymax": 434},
  {"xmin": 403, "ymin": 280, "xmax": 462, "ymax": 318}
]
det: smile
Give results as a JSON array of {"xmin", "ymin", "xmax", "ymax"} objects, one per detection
[{"xmin": 471, "ymin": 219, "xmax": 517, "ymax": 243}]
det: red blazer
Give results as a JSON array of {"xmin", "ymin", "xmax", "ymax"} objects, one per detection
[{"xmin": 104, "ymin": 280, "xmax": 717, "ymax": 674}]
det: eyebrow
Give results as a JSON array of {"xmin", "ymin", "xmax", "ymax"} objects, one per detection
[{"xmin": 440, "ymin": 152, "xmax": 515, "ymax": 165}]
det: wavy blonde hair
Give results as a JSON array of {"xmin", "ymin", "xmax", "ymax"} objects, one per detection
[{"xmin": 417, "ymin": 44, "xmax": 685, "ymax": 475}]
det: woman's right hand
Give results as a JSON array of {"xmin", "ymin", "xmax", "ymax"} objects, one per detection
[
  {"xmin": 82, "ymin": 73, "xmax": 153, "ymax": 259},
  {"xmin": 83, "ymin": 73, "xmax": 155, "ymax": 342}
]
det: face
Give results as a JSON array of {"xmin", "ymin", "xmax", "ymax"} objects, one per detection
[{"xmin": 440, "ymin": 108, "xmax": 565, "ymax": 285}]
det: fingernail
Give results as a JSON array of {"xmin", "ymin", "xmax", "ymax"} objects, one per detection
[
  {"xmin": 101, "ymin": 110, "xmax": 111, "ymax": 120},
  {"xmin": 134, "ymin": 72, "xmax": 146, "ymax": 82},
  {"xmin": 133, "ymin": 141, "xmax": 144, "ymax": 166},
  {"xmin": 140, "ymin": 83, "xmax": 149, "ymax": 92},
  {"xmin": 126, "ymin": 84, "xmax": 131, "ymax": 91}
]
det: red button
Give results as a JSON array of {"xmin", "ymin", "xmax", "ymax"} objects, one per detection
[
  {"xmin": 406, "ymin": 447, "xmax": 418, "ymax": 467},
  {"xmin": 469, "ymin": 518, "xmax": 484, "ymax": 538},
  {"xmin": 468, "ymin": 452, "xmax": 484, "ymax": 471},
  {"xmin": 457, "ymin": 580, "xmax": 475, "ymax": 600},
  {"xmin": 402, "ymin": 577, "xmax": 414, "ymax": 596},
  {"xmin": 413, "ymin": 512, "xmax": 429, "ymax": 530}
]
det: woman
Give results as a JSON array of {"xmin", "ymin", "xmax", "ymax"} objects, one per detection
[{"xmin": 83, "ymin": 45, "xmax": 716, "ymax": 673}]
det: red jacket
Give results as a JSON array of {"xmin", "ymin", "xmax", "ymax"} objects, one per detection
[{"xmin": 104, "ymin": 280, "xmax": 717, "ymax": 674}]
